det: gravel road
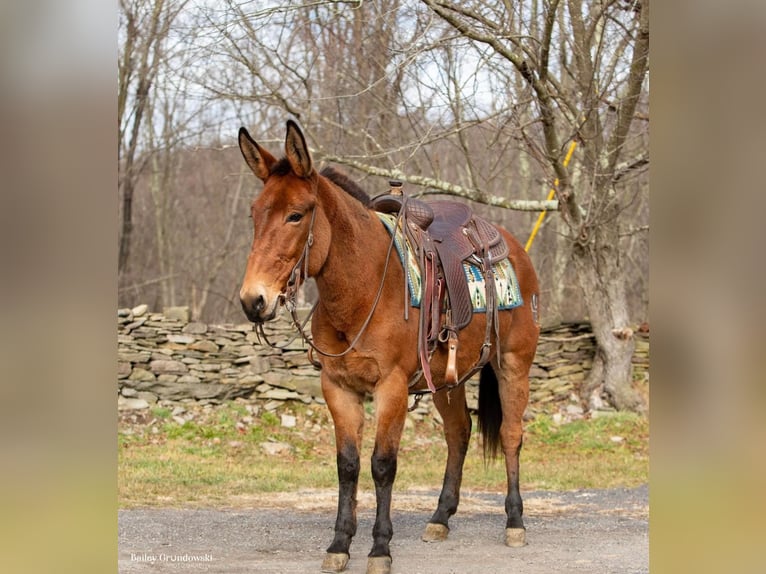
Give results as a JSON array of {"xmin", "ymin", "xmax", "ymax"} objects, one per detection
[{"xmin": 119, "ymin": 485, "xmax": 647, "ymax": 574}]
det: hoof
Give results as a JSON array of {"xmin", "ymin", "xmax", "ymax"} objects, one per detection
[
  {"xmin": 505, "ymin": 527, "xmax": 527, "ymax": 547},
  {"xmin": 366, "ymin": 555, "xmax": 392, "ymax": 574},
  {"xmin": 321, "ymin": 552, "xmax": 349, "ymax": 573},
  {"xmin": 421, "ymin": 522, "xmax": 450, "ymax": 542}
]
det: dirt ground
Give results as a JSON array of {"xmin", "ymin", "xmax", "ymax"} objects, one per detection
[{"xmin": 118, "ymin": 485, "xmax": 648, "ymax": 573}]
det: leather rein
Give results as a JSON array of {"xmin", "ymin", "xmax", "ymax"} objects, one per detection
[{"xmin": 254, "ymin": 200, "xmax": 403, "ymax": 362}]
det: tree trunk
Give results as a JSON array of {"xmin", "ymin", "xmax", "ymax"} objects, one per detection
[
  {"xmin": 118, "ymin": 0, "xmax": 170, "ymax": 276},
  {"xmin": 190, "ymin": 164, "xmax": 247, "ymax": 321},
  {"xmin": 572, "ymin": 224, "xmax": 645, "ymax": 413}
]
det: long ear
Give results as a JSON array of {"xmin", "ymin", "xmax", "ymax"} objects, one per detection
[
  {"xmin": 238, "ymin": 127, "xmax": 276, "ymax": 182},
  {"xmin": 284, "ymin": 119, "xmax": 313, "ymax": 178}
]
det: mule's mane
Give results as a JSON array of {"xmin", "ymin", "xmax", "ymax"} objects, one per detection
[
  {"xmin": 269, "ymin": 158, "xmax": 294, "ymax": 177},
  {"xmin": 267, "ymin": 158, "xmax": 371, "ymax": 207},
  {"xmin": 320, "ymin": 166, "xmax": 371, "ymax": 207}
]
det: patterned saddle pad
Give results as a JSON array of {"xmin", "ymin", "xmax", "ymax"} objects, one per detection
[{"xmin": 376, "ymin": 212, "xmax": 523, "ymax": 312}]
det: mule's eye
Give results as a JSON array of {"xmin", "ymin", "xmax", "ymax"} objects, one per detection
[{"xmin": 286, "ymin": 212, "xmax": 303, "ymax": 223}]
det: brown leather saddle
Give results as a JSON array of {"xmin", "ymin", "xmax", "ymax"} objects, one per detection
[{"xmin": 372, "ymin": 183, "xmax": 508, "ymax": 393}]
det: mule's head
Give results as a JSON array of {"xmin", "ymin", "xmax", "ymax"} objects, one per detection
[{"xmin": 237, "ymin": 120, "xmax": 328, "ymax": 323}]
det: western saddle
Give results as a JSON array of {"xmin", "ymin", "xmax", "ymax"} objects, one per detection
[{"xmin": 372, "ymin": 181, "xmax": 508, "ymax": 394}]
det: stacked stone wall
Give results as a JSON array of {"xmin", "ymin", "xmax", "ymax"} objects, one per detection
[{"xmin": 118, "ymin": 305, "xmax": 648, "ymax": 414}]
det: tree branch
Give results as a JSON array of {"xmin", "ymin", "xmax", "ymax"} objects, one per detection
[
  {"xmin": 603, "ymin": 0, "xmax": 650, "ymax": 181},
  {"xmin": 619, "ymin": 225, "xmax": 648, "ymax": 237},
  {"xmin": 613, "ymin": 156, "xmax": 649, "ymax": 183},
  {"xmin": 539, "ymin": 0, "xmax": 560, "ymax": 84},
  {"xmin": 320, "ymin": 153, "xmax": 559, "ymax": 211}
]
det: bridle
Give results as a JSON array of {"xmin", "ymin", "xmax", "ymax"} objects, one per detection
[{"xmin": 254, "ymin": 192, "xmax": 403, "ymax": 362}]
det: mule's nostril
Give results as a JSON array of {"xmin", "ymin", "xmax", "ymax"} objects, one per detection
[
  {"xmin": 240, "ymin": 293, "xmax": 266, "ymax": 322},
  {"xmin": 252, "ymin": 295, "xmax": 265, "ymax": 314}
]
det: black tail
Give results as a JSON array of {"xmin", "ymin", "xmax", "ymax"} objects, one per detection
[{"xmin": 477, "ymin": 363, "xmax": 503, "ymax": 460}]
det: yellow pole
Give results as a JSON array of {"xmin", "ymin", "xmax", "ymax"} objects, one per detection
[{"xmin": 524, "ymin": 140, "xmax": 578, "ymax": 252}]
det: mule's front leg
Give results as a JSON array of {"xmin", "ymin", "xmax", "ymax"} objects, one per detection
[
  {"xmin": 322, "ymin": 379, "xmax": 365, "ymax": 573},
  {"xmin": 367, "ymin": 380, "xmax": 408, "ymax": 574}
]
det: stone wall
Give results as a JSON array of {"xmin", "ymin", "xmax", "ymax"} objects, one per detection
[{"xmin": 118, "ymin": 305, "xmax": 649, "ymax": 415}]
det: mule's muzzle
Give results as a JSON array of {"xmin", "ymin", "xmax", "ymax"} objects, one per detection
[{"xmin": 240, "ymin": 292, "xmax": 278, "ymax": 324}]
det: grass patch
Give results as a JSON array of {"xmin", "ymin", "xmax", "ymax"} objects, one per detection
[
  {"xmin": 521, "ymin": 412, "xmax": 648, "ymax": 490},
  {"xmin": 119, "ymin": 403, "xmax": 648, "ymax": 508},
  {"xmin": 150, "ymin": 406, "xmax": 172, "ymax": 419}
]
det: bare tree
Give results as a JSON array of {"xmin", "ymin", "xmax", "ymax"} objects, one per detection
[
  {"xmin": 420, "ymin": 0, "xmax": 649, "ymax": 411},
  {"xmin": 118, "ymin": 0, "xmax": 188, "ymax": 275},
  {"xmin": 119, "ymin": 0, "xmax": 251, "ymax": 321}
]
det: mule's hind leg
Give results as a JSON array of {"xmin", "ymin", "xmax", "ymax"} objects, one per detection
[
  {"xmin": 493, "ymin": 352, "xmax": 532, "ymax": 547},
  {"xmin": 422, "ymin": 384, "xmax": 471, "ymax": 542},
  {"xmin": 322, "ymin": 377, "xmax": 365, "ymax": 573}
]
